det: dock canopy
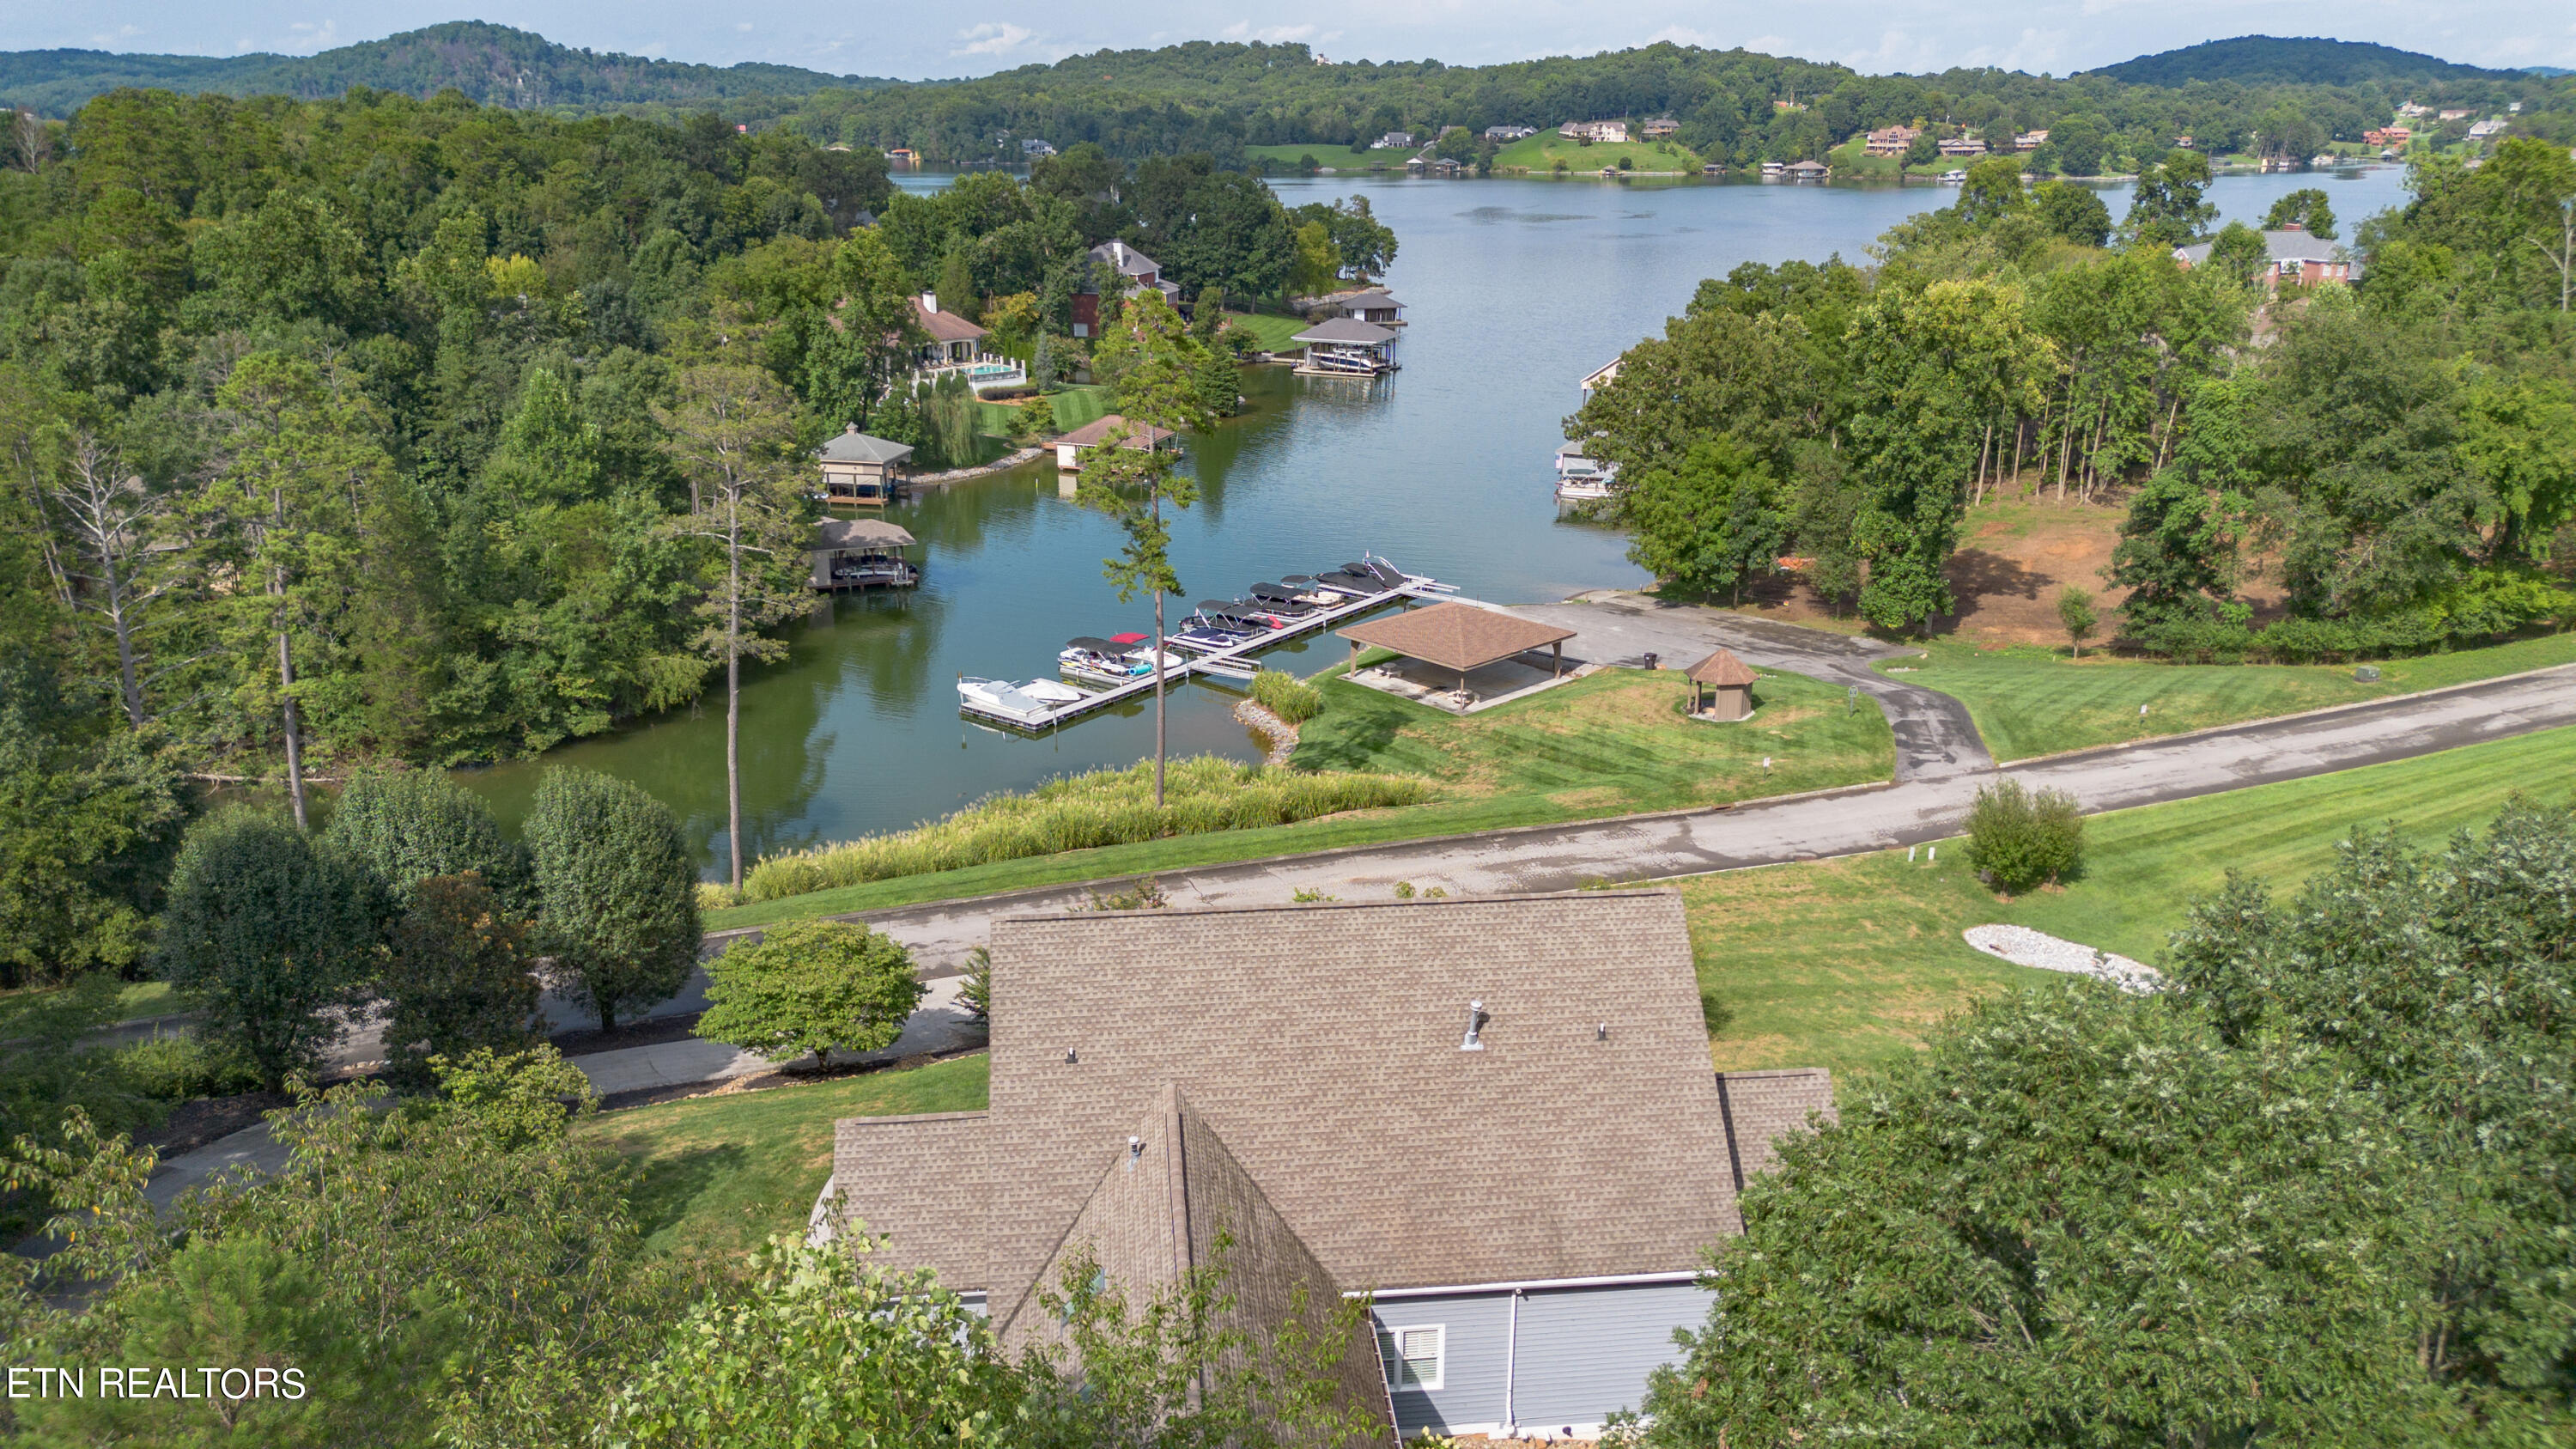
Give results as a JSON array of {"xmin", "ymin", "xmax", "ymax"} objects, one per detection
[
  {"xmin": 817, "ymin": 518, "xmax": 916, "ymax": 550},
  {"xmin": 817, "ymin": 427, "xmax": 915, "ymax": 466},
  {"xmin": 1290, "ymin": 316, "xmax": 1398, "ymax": 347},
  {"xmin": 1055, "ymin": 414, "xmax": 1177, "ymax": 451},
  {"xmin": 1337, "ymin": 600, "xmax": 1576, "ymax": 685}
]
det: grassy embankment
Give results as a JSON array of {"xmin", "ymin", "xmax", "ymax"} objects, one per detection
[
  {"xmin": 1240, "ymin": 143, "xmax": 1404, "ymax": 172},
  {"xmin": 708, "ymin": 662, "xmax": 1893, "ymax": 930},
  {"xmin": 611, "ymin": 725, "xmax": 2576, "ymax": 1255},
  {"xmin": 581, "ymin": 1054, "xmax": 989, "ymax": 1262},
  {"xmin": 1491, "ymin": 135, "xmax": 1704, "ymax": 174},
  {"xmin": 1690, "ymin": 722, "xmax": 2576, "ymax": 1079},
  {"xmin": 1892, "ymin": 630, "xmax": 2576, "ymax": 760},
  {"xmin": 1224, "ymin": 310, "xmax": 1310, "ymax": 353},
  {"xmin": 971, "ymin": 384, "xmax": 1114, "ymax": 445}
]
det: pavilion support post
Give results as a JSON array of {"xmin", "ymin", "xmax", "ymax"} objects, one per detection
[{"xmin": 1552, "ymin": 641, "xmax": 1562, "ymax": 678}]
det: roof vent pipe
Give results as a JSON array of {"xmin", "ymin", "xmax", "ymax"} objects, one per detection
[{"xmin": 1461, "ymin": 1000, "xmax": 1486, "ymax": 1052}]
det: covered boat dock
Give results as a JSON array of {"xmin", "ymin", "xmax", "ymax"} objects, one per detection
[
  {"xmin": 817, "ymin": 425, "xmax": 914, "ymax": 506},
  {"xmin": 1291, "ymin": 316, "xmax": 1400, "ymax": 377},
  {"xmin": 811, "ymin": 518, "xmax": 921, "ymax": 591}
]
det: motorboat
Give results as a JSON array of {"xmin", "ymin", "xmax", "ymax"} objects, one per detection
[
  {"xmin": 1310, "ymin": 566, "xmax": 1389, "ymax": 598},
  {"xmin": 1247, "ymin": 583, "xmax": 1321, "ymax": 617},
  {"xmin": 957, "ymin": 676, "xmax": 1085, "ymax": 726},
  {"xmin": 1351, "ymin": 557, "xmax": 1409, "ymax": 589},
  {"xmin": 1168, "ymin": 613, "xmax": 1260, "ymax": 653},
  {"xmin": 1060, "ymin": 637, "xmax": 1151, "ymax": 686},
  {"xmin": 1194, "ymin": 600, "xmax": 1276, "ymax": 634},
  {"xmin": 1274, "ymin": 575, "xmax": 1347, "ymax": 607},
  {"xmin": 1221, "ymin": 598, "xmax": 1296, "ymax": 629},
  {"xmin": 1555, "ymin": 474, "xmax": 1619, "ymax": 502},
  {"xmin": 1124, "ymin": 646, "xmax": 1189, "ymax": 674}
]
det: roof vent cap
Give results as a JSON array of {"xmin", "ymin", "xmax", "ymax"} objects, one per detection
[
  {"xmin": 1460, "ymin": 1000, "xmax": 1486, "ymax": 1052},
  {"xmin": 1065, "ymin": 1048, "xmax": 1078, "ymax": 1065}
]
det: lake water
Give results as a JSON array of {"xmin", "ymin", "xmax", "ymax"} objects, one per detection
[{"xmin": 458, "ymin": 167, "xmax": 2414, "ymax": 871}]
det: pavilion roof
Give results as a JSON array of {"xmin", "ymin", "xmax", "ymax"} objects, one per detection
[
  {"xmin": 1337, "ymin": 601, "xmax": 1575, "ymax": 673},
  {"xmin": 1686, "ymin": 648, "xmax": 1758, "ymax": 687},
  {"xmin": 1292, "ymin": 316, "xmax": 1398, "ymax": 345}
]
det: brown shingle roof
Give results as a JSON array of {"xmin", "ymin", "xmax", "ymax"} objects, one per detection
[
  {"xmin": 913, "ymin": 298, "xmax": 987, "ymax": 344},
  {"xmin": 832, "ymin": 891, "xmax": 1756, "ymax": 1322},
  {"xmin": 1716, "ymin": 1068, "xmax": 1838, "ymax": 1185},
  {"xmin": 1686, "ymin": 648, "xmax": 1758, "ymax": 687},
  {"xmin": 1337, "ymin": 600, "xmax": 1577, "ymax": 673},
  {"xmin": 1291, "ymin": 316, "xmax": 1398, "ymax": 345},
  {"xmin": 827, "ymin": 1111, "xmax": 992, "ymax": 1288},
  {"xmin": 1055, "ymin": 413, "xmax": 1176, "ymax": 450}
]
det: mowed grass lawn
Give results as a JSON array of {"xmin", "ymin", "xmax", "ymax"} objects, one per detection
[
  {"xmin": 1224, "ymin": 310, "xmax": 1310, "ymax": 352},
  {"xmin": 709, "ymin": 664, "xmax": 1893, "ymax": 931},
  {"xmin": 1893, "ymin": 631, "xmax": 2576, "ymax": 759},
  {"xmin": 1687, "ymin": 723, "xmax": 2576, "ymax": 1080},
  {"xmin": 583, "ymin": 1054, "xmax": 989, "ymax": 1263},
  {"xmin": 1491, "ymin": 135, "xmax": 1704, "ymax": 173}
]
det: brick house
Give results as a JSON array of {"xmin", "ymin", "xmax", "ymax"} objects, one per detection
[
  {"xmin": 818, "ymin": 892, "xmax": 1837, "ymax": 1442},
  {"xmin": 1070, "ymin": 240, "xmax": 1184, "ymax": 338}
]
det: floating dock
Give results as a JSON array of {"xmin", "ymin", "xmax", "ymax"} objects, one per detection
[{"xmin": 961, "ymin": 575, "xmax": 1455, "ymax": 731}]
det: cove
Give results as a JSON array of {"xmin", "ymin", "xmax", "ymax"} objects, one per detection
[{"xmin": 455, "ymin": 167, "xmax": 2414, "ymax": 874}]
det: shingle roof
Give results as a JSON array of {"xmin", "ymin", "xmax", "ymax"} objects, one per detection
[
  {"xmin": 1055, "ymin": 413, "xmax": 1176, "ymax": 450},
  {"xmin": 817, "ymin": 425, "xmax": 915, "ymax": 465},
  {"xmin": 816, "ymin": 518, "xmax": 916, "ymax": 549},
  {"xmin": 2175, "ymin": 228, "xmax": 2348, "ymax": 269},
  {"xmin": 828, "ymin": 1111, "xmax": 991, "ymax": 1286},
  {"xmin": 1686, "ymin": 648, "xmax": 1758, "ymax": 687},
  {"xmin": 1716, "ymin": 1069, "xmax": 1838, "ymax": 1186},
  {"xmin": 1337, "ymin": 600, "xmax": 1576, "ymax": 673},
  {"xmin": 914, "ymin": 298, "xmax": 987, "ymax": 343},
  {"xmin": 1090, "ymin": 240, "xmax": 1160, "ymax": 277},
  {"xmin": 1292, "ymin": 316, "xmax": 1399, "ymax": 345},
  {"xmin": 830, "ymin": 892, "xmax": 1759, "ymax": 1320}
]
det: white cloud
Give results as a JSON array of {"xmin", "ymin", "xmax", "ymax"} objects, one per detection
[
  {"xmin": 1218, "ymin": 21, "xmax": 1319, "ymax": 43},
  {"xmin": 277, "ymin": 18, "xmax": 339, "ymax": 55},
  {"xmin": 953, "ymin": 21, "xmax": 1036, "ymax": 57},
  {"xmin": 89, "ymin": 22, "xmax": 141, "ymax": 46},
  {"xmin": 1644, "ymin": 25, "xmax": 1722, "ymax": 48}
]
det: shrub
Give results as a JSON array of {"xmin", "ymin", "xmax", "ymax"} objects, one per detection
[
  {"xmin": 744, "ymin": 757, "xmax": 1427, "ymax": 901},
  {"xmin": 1963, "ymin": 778, "xmax": 2085, "ymax": 893},
  {"xmin": 114, "ymin": 1033, "xmax": 264, "ymax": 1102},
  {"xmin": 154, "ymin": 807, "xmax": 388, "ymax": 1090},
  {"xmin": 1250, "ymin": 668, "xmax": 1322, "ymax": 723},
  {"xmin": 382, "ymin": 873, "xmax": 544, "ymax": 1087},
  {"xmin": 324, "ymin": 769, "xmax": 529, "ymax": 910},
  {"xmin": 698, "ymin": 921, "xmax": 925, "ymax": 1073},
  {"xmin": 525, "ymin": 769, "xmax": 702, "ymax": 1032}
]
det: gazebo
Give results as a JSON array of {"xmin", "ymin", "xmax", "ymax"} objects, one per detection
[
  {"xmin": 811, "ymin": 518, "xmax": 920, "ymax": 590},
  {"xmin": 1291, "ymin": 316, "xmax": 1399, "ymax": 376},
  {"xmin": 1337, "ymin": 601, "xmax": 1577, "ymax": 697},
  {"xmin": 1686, "ymin": 648, "xmax": 1759, "ymax": 721}
]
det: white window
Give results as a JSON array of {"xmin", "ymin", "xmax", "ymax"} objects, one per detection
[{"xmin": 1377, "ymin": 1324, "xmax": 1444, "ymax": 1392}]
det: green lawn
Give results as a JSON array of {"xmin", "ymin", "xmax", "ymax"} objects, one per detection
[
  {"xmin": 1241, "ymin": 143, "xmax": 1391, "ymax": 172},
  {"xmin": 0, "ymin": 978, "xmax": 176, "ymax": 1037},
  {"xmin": 708, "ymin": 664, "xmax": 1893, "ymax": 931},
  {"xmin": 1685, "ymin": 723, "xmax": 2576, "ymax": 1081},
  {"xmin": 1891, "ymin": 631, "xmax": 2576, "ymax": 760},
  {"xmin": 1224, "ymin": 311, "xmax": 1309, "ymax": 352},
  {"xmin": 584, "ymin": 1054, "xmax": 989, "ymax": 1262},
  {"xmin": 1492, "ymin": 135, "xmax": 1704, "ymax": 174},
  {"xmin": 1045, "ymin": 385, "xmax": 1113, "ymax": 432}
]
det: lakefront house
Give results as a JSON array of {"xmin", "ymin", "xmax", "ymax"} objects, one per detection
[{"xmin": 816, "ymin": 891, "xmax": 1837, "ymax": 1441}]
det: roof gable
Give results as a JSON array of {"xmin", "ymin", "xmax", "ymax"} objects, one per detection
[
  {"xmin": 1293, "ymin": 316, "xmax": 1398, "ymax": 344},
  {"xmin": 817, "ymin": 425, "xmax": 916, "ymax": 464}
]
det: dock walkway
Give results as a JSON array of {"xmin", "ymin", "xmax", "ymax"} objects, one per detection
[{"xmin": 962, "ymin": 575, "xmax": 1455, "ymax": 730}]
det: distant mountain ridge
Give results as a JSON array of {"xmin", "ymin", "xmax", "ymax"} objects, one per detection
[
  {"xmin": 2087, "ymin": 35, "xmax": 2517, "ymax": 88},
  {"xmin": 0, "ymin": 21, "xmax": 902, "ymax": 116}
]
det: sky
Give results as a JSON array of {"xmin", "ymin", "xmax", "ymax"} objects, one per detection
[{"xmin": 15, "ymin": 0, "xmax": 2571, "ymax": 80}]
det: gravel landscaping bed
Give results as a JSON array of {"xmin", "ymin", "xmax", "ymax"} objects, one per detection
[{"xmin": 1963, "ymin": 924, "xmax": 2162, "ymax": 994}]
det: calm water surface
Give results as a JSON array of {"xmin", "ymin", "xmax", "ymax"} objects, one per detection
[{"xmin": 459, "ymin": 167, "xmax": 2412, "ymax": 871}]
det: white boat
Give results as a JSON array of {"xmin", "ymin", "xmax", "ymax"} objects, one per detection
[
  {"xmin": 1937, "ymin": 169, "xmax": 1968, "ymax": 184},
  {"xmin": 1555, "ymin": 476, "xmax": 1619, "ymax": 502},
  {"xmin": 957, "ymin": 676, "xmax": 1085, "ymax": 726},
  {"xmin": 1555, "ymin": 441, "xmax": 1621, "ymax": 502}
]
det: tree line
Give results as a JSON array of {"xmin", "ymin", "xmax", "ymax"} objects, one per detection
[
  {"xmin": 739, "ymin": 39, "xmax": 2576, "ymax": 173},
  {"xmin": 1577, "ymin": 143, "xmax": 2576, "ymax": 652}
]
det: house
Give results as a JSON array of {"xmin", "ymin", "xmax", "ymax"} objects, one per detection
[
  {"xmin": 2172, "ymin": 134, "xmax": 2196, "ymax": 149},
  {"xmin": 1375, "ymin": 131, "xmax": 1418, "ymax": 149},
  {"xmin": 2014, "ymin": 129, "xmax": 2050, "ymax": 150},
  {"xmin": 2173, "ymin": 223, "xmax": 2361, "ymax": 285},
  {"xmin": 1578, "ymin": 357, "xmax": 1622, "ymax": 395},
  {"xmin": 815, "ymin": 424, "xmax": 914, "ymax": 506},
  {"xmin": 1639, "ymin": 117, "xmax": 1680, "ymax": 139},
  {"xmin": 912, "ymin": 294, "xmax": 987, "ymax": 365},
  {"xmin": 1784, "ymin": 159, "xmax": 1828, "ymax": 180},
  {"xmin": 1937, "ymin": 136, "xmax": 1988, "ymax": 157},
  {"xmin": 1484, "ymin": 125, "xmax": 1537, "ymax": 142},
  {"xmin": 1759, "ymin": 160, "xmax": 1786, "ymax": 179},
  {"xmin": 2468, "ymin": 119, "xmax": 2506, "ymax": 139},
  {"xmin": 1290, "ymin": 315, "xmax": 1400, "ymax": 376},
  {"xmin": 1864, "ymin": 125, "xmax": 1923, "ymax": 157},
  {"xmin": 2439, "ymin": 108, "xmax": 2474, "ymax": 122},
  {"xmin": 1558, "ymin": 119, "xmax": 1629, "ymax": 144},
  {"xmin": 1051, "ymin": 414, "xmax": 1176, "ymax": 472},
  {"xmin": 2398, "ymin": 102, "xmax": 2433, "ymax": 118},
  {"xmin": 1071, "ymin": 240, "xmax": 1184, "ymax": 338},
  {"xmin": 817, "ymin": 892, "xmax": 1838, "ymax": 1442},
  {"xmin": 1019, "ymin": 137, "xmax": 1057, "ymax": 157},
  {"xmin": 2366, "ymin": 126, "xmax": 2412, "ymax": 147}
]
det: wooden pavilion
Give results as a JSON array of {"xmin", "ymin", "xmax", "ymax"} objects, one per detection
[
  {"xmin": 817, "ymin": 424, "xmax": 914, "ymax": 506},
  {"xmin": 1686, "ymin": 648, "xmax": 1758, "ymax": 721},
  {"xmin": 1337, "ymin": 601, "xmax": 1577, "ymax": 696}
]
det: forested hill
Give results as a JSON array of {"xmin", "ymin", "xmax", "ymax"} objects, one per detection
[
  {"xmin": 0, "ymin": 21, "xmax": 900, "ymax": 116},
  {"xmin": 2087, "ymin": 35, "xmax": 2518, "ymax": 88}
]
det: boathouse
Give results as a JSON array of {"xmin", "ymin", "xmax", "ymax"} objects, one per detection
[
  {"xmin": 1054, "ymin": 414, "xmax": 1177, "ymax": 472},
  {"xmin": 815, "ymin": 891, "xmax": 1837, "ymax": 1442},
  {"xmin": 1686, "ymin": 648, "xmax": 1759, "ymax": 721},
  {"xmin": 1315, "ymin": 288, "xmax": 1406, "ymax": 326},
  {"xmin": 1291, "ymin": 316, "xmax": 1400, "ymax": 376},
  {"xmin": 811, "ymin": 518, "xmax": 920, "ymax": 590},
  {"xmin": 817, "ymin": 424, "xmax": 914, "ymax": 506}
]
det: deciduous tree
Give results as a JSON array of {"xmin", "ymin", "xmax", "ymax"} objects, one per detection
[
  {"xmin": 524, "ymin": 767, "xmax": 700, "ymax": 1033},
  {"xmin": 697, "ymin": 920, "xmax": 924, "ymax": 1073}
]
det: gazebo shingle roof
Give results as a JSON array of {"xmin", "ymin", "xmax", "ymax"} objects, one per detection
[
  {"xmin": 1686, "ymin": 648, "xmax": 1758, "ymax": 687},
  {"xmin": 1337, "ymin": 600, "xmax": 1575, "ymax": 673},
  {"xmin": 816, "ymin": 518, "xmax": 916, "ymax": 549},
  {"xmin": 1291, "ymin": 316, "xmax": 1399, "ymax": 345},
  {"xmin": 817, "ymin": 425, "xmax": 915, "ymax": 465},
  {"xmin": 1055, "ymin": 413, "xmax": 1176, "ymax": 450}
]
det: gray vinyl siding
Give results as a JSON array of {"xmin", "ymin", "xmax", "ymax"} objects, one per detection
[
  {"xmin": 1510, "ymin": 1282, "xmax": 1705, "ymax": 1430},
  {"xmin": 1370, "ymin": 1294, "xmax": 1511, "ymax": 1437}
]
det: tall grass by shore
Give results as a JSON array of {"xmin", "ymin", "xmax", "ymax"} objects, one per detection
[{"xmin": 742, "ymin": 757, "xmax": 1429, "ymax": 902}]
